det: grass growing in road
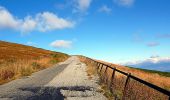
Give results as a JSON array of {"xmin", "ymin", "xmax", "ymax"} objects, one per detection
[{"xmin": 79, "ymin": 56, "xmax": 114, "ymax": 100}]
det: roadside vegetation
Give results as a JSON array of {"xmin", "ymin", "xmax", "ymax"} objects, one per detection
[
  {"xmin": 97, "ymin": 60, "xmax": 170, "ymax": 90},
  {"xmin": 79, "ymin": 56, "xmax": 170, "ymax": 100},
  {"xmin": 79, "ymin": 56, "xmax": 114, "ymax": 100},
  {"xmin": 126, "ymin": 66, "xmax": 170, "ymax": 77},
  {"xmin": 0, "ymin": 41, "xmax": 69, "ymax": 85}
]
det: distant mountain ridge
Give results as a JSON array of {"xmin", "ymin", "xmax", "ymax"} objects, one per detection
[{"xmin": 125, "ymin": 57, "xmax": 170, "ymax": 72}]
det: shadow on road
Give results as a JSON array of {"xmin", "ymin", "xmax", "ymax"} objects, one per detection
[{"xmin": 17, "ymin": 86, "xmax": 93, "ymax": 100}]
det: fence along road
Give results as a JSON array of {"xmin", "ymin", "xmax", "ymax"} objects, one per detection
[{"xmin": 85, "ymin": 57, "xmax": 170, "ymax": 100}]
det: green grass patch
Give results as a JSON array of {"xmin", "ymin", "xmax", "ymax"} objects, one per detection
[
  {"xmin": 31, "ymin": 62, "xmax": 41, "ymax": 69},
  {"xmin": 50, "ymin": 59, "xmax": 59, "ymax": 64},
  {"xmin": 21, "ymin": 67, "xmax": 33, "ymax": 76}
]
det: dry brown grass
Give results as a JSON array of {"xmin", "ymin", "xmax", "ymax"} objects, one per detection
[
  {"xmin": 98, "ymin": 60, "xmax": 170, "ymax": 90},
  {"xmin": 79, "ymin": 57, "xmax": 97, "ymax": 79},
  {"xmin": 0, "ymin": 41, "xmax": 69, "ymax": 85},
  {"xmin": 97, "ymin": 60, "xmax": 170, "ymax": 99},
  {"xmin": 79, "ymin": 56, "xmax": 114, "ymax": 100},
  {"xmin": 79, "ymin": 56, "xmax": 170, "ymax": 99}
]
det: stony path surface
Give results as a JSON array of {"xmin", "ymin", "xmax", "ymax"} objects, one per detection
[
  {"xmin": 0, "ymin": 56, "xmax": 107, "ymax": 100},
  {"xmin": 46, "ymin": 56, "xmax": 107, "ymax": 100}
]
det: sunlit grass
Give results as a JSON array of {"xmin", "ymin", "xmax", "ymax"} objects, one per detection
[{"xmin": 0, "ymin": 41, "xmax": 69, "ymax": 85}]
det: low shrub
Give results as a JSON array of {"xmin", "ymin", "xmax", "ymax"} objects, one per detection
[
  {"xmin": 21, "ymin": 67, "xmax": 33, "ymax": 76},
  {"xmin": 0, "ymin": 69, "xmax": 15, "ymax": 80},
  {"xmin": 31, "ymin": 62, "xmax": 41, "ymax": 69},
  {"xmin": 50, "ymin": 59, "xmax": 59, "ymax": 64}
]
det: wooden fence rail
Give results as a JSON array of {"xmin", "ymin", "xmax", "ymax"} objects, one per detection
[{"xmin": 85, "ymin": 57, "xmax": 170, "ymax": 100}]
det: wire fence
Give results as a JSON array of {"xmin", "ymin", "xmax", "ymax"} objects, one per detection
[{"xmin": 85, "ymin": 57, "xmax": 170, "ymax": 100}]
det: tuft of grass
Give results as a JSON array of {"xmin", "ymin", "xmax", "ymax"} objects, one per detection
[
  {"xmin": 100, "ymin": 83, "xmax": 114, "ymax": 100},
  {"xmin": 50, "ymin": 59, "xmax": 59, "ymax": 64},
  {"xmin": 21, "ymin": 66, "xmax": 34, "ymax": 76},
  {"xmin": 0, "ymin": 70, "xmax": 15, "ymax": 80},
  {"xmin": 31, "ymin": 62, "xmax": 41, "ymax": 69},
  {"xmin": 78, "ymin": 56, "xmax": 114, "ymax": 100}
]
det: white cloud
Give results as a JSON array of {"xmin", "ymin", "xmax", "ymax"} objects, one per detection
[
  {"xmin": 98, "ymin": 5, "xmax": 112, "ymax": 14},
  {"xmin": 114, "ymin": 0, "xmax": 134, "ymax": 7},
  {"xmin": 50, "ymin": 40, "xmax": 72, "ymax": 48},
  {"xmin": 21, "ymin": 16, "xmax": 37, "ymax": 32},
  {"xmin": 36, "ymin": 12, "xmax": 74, "ymax": 32},
  {"xmin": 134, "ymin": 56, "xmax": 170, "ymax": 64},
  {"xmin": 147, "ymin": 56, "xmax": 170, "ymax": 63},
  {"xmin": 0, "ymin": 6, "xmax": 74, "ymax": 33},
  {"xmin": 124, "ymin": 56, "xmax": 170, "ymax": 71},
  {"xmin": 124, "ymin": 56, "xmax": 170, "ymax": 65},
  {"xmin": 147, "ymin": 42, "xmax": 160, "ymax": 47},
  {"xmin": 74, "ymin": 0, "xmax": 92, "ymax": 13},
  {"xmin": 0, "ymin": 6, "xmax": 20, "ymax": 29}
]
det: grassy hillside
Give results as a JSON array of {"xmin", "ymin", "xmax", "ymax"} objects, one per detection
[
  {"xmin": 112, "ymin": 63, "xmax": 170, "ymax": 90},
  {"xmin": 84, "ymin": 58, "xmax": 170, "ymax": 90},
  {"xmin": 0, "ymin": 41, "xmax": 69, "ymax": 85},
  {"xmin": 126, "ymin": 66, "xmax": 170, "ymax": 77},
  {"xmin": 79, "ymin": 56, "xmax": 170, "ymax": 99}
]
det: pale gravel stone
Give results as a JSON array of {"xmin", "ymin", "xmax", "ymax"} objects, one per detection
[{"xmin": 46, "ymin": 56, "xmax": 107, "ymax": 100}]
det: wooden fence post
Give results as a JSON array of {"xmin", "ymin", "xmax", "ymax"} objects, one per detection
[
  {"xmin": 99, "ymin": 64, "xmax": 103, "ymax": 72},
  {"xmin": 95, "ymin": 61, "xmax": 97, "ymax": 66},
  {"xmin": 110, "ymin": 67, "xmax": 116, "ymax": 93},
  {"xmin": 97, "ymin": 63, "xmax": 100, "ymax": 69},
  {"xmin": 97, "ymin": 63, "xmax": 100, "ymax": 72},
  {"xmin": 122, "ymin": 73, "xmax": 131, "ymax": 100},
  {"xmin": 103, "ymin": 66, "xmax": 108, "ymax": 83}
]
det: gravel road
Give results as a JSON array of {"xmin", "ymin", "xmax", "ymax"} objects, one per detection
[{"xmin": 0, "ymin": 56, "xmax": 107, "ymax": 100}]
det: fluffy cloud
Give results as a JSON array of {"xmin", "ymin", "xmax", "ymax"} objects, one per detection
[
  {"xmin": 50, "ymin": 40, "xmax": 72, "ymax": 48},
  {"xmin": 114, "ymin": 0, "xmax": 134, "ymax": 7},
  {"xmin": 149, "ymin": 57, "xmax": 170, "ymax": 63},
  {"xmin": 125, "ymin": 56, "xmax": 170, "ymax": 65},
  {"xmin": 21, "ymin": 16, "xmax": 37, "ymax": 32},
  {"xmin": 0, "ymin": 6, "xmax": 74, "ymax": 33},
  {"xmin": 98, "ymin": 5, "xmax": 112, "ymax": 14},
  {"xmin": 147, "ymin": 42, "xmax": 160, "ymax": 47},
  {"xmin": 0, "ymin": 6, "xmax": 20, "ymax": 29},
  {"xmin": 36, "ymin": 12, "xmax": 74, "ymax": 32},
  {"xmin": 74, "ymin": 0, "xmax": 92, "ymax": 12}
]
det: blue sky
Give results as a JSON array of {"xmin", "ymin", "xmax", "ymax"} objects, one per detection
[{"xmin": 0, "ymin": 0, "xmax": 170, "ymax": 63}]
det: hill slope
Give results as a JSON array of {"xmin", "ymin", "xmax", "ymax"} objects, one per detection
[
  {"xmin": 85, "ymin": 58, "xmax": 170, "ymax": 90},
  {"xmin": 0, "ymin": 41, "xmax": 67, "ymax": 61},
  {"xmin": 0, "ymin": 41, "xmax": 69, "ymax": 84}
]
